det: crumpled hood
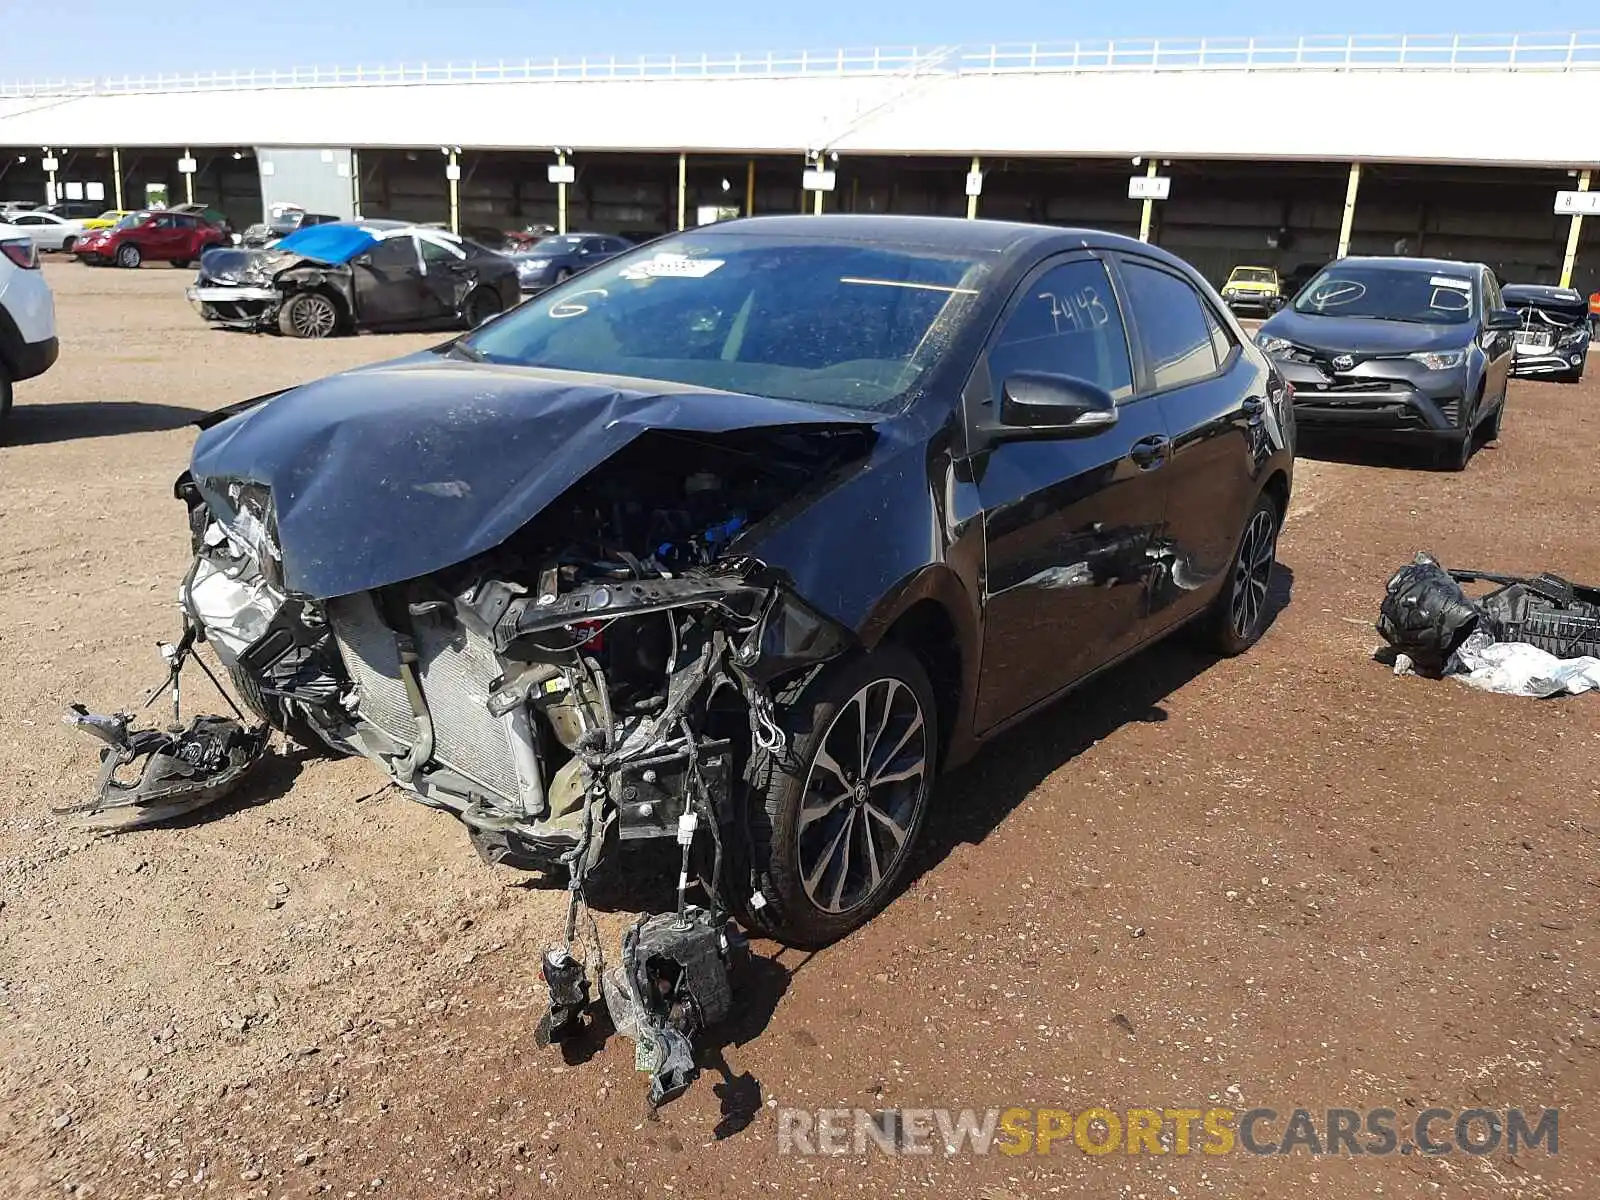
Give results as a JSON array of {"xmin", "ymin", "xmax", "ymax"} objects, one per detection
[
  {"xmin": 1261, "ymin": 310, "xmax": 1473, "ymax": 355},
  {"xmin": 198, "ymin": 246, "xmax": 304, "ymax": 285},
  {"xmin": 190, "ymin": 358, "xmax": 879, "ymax": 599}
]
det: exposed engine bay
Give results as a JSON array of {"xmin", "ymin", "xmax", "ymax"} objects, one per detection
[{"xmin": 64, "ymin": 426, "xmax": 868, "ymax": 1104}]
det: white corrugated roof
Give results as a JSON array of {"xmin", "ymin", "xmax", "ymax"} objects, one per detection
[{"xmin": 0, "ymin": 46, "xmax": 1597, "ymax": 167}]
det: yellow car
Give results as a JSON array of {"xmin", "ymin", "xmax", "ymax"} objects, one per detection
[
  {"xmin": 80, "ymin": 210, "xmax": 130, "ymax": 232},
  {"xmin": 1220, "ymin": 266, "xmax": 1283, "ymax": 314}
]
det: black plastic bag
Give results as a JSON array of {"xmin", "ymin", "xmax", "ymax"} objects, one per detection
[{"xmin": 1376, "ymin": 552, "xmax": 1483, "ymax": 674}]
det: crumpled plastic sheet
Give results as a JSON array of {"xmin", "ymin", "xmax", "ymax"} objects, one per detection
[{"xmin": 1450, "ymin": 630, "xmax": 1600, "ymax": 698}]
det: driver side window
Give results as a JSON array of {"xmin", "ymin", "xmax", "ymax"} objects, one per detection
[
  {"xmin": 367, "ymin": 237, "xmax": 418, "ymax": 269},
  {"xmin": 987, "ymin": 259, "xmax": 1134, "ymax": 402},
  {"xmin": 419, "ymin": 238, "xmax": 462, "ymax": 269}
]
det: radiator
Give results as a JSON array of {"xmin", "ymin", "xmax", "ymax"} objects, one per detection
[{"xmin": 327, "ymin": 593, "xmax": 525, "ymax": 804}]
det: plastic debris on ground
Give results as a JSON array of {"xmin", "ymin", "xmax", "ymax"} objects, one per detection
[{"xmin": 1375, "ymin": 551, "xmax": 1600, "ymax": 698}]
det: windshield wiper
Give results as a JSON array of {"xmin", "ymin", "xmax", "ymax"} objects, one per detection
[{"xmin": 443, "ymin": 340, "xmax": 485, "ymax": 363}]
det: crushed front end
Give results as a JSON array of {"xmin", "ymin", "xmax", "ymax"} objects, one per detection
[
  {"xmin": 1503, "ymin": 285, "xmax": 1590, "ymax": 380},
  {"xmin": 91, "ymin": 418, "xmax": 869, "ymax": 1102}
]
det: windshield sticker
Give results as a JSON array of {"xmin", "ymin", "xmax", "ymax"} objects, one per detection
[
  {"xmin": 1430, "ymin": 276, "xmax": 1472, "ymax": 291},
  {"xmin": 620, "ymin": 254, "xmax": 724, "ymax": 281}
]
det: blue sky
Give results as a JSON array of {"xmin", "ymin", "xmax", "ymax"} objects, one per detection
[{"xmin": 0, "ymin": 0, "xmax": 1592, "ymax": 79}]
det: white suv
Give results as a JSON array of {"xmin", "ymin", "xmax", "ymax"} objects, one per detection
[{"xmin": 0, "ymin": 222, "xmax": 59, "ymax": 428}]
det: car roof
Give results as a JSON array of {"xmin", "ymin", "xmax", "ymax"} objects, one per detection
[
  {"xmin": 1502, "ymin": 283, "xmax": 1584, "ymax": 302},
  {"xmin": 1335, "ymin": 255, "xmax": 1488, "ymax": 277},
  {"xmin": 684, "ymin": 214, "xmax": 1184, "ymax": 273}
]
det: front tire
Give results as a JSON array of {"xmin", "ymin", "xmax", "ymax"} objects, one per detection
[
  {"xmin": 740, "ymin": 644, "xmax": 938, "ymax": 949},
  {"xmin": 115, "ymin": 243, "xmax": 141, "ymax": 268},
  {"xmin": 62, "ymin": 236, "xmax": 76, "ymax": 254},
  {"xmin": 278, "ymin": 291, "xmax": 340, "ymax": 339},
  {"xmin": 0, "ymin": 369, "xmax": 12, "ymax": 433},
  {"xmin": 1205, "ymin": 491, "xmax": 1281, "ymax": 656}
]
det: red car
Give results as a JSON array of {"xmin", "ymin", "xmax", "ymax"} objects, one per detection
[{"xmin": 74, "ymin": 209, "xmax": 229, "ymax": 268}]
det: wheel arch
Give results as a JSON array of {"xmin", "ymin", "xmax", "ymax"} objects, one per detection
[
  {"xmin": 855, "ymin": 566, "xmax": 980, "ymax": 771},
  {"xmin": 1260, "ymin": 468, "xmax": 1291, "ymax": 521}
]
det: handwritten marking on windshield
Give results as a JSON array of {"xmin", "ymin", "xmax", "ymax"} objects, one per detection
[{"xmin": 838, "ymin": 277, "xmax": 980, "ymax": 295}]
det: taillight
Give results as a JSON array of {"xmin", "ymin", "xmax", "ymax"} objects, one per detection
[{"xmin": 0, "ymin": 238, "xmax": 38, "ymax": 269}]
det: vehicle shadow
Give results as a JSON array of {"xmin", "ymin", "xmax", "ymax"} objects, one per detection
[
  {"xmin": 1296, "ymin": 430, "xmax": 1501, "ymax": 472},
  {"xmin": 911, "ymin": 561, "xmax": 1295, "ymax": 879},
  {"xmin": 4, "ymin": 401, "xmax": 198, "ymax": 446}
]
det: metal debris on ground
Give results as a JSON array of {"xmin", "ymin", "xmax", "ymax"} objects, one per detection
[{"xmin": 1376, "ymin": 552, "xmax": 1600, "ymax": 697}]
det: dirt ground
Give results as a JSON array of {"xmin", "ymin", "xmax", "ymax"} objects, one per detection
[{"xmin": 1, "ymin": 260, "xmax": 1597, "ymax": 1199}]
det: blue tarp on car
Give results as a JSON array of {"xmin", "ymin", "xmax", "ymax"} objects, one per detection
[{"xmin": 274, "ymin": 224, "xmax": 381, "ymax": 264}]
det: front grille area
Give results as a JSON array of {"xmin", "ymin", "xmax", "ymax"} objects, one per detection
[{"xmin": 327, "ymin": 593, "xmax": 523, "ymax": 803}]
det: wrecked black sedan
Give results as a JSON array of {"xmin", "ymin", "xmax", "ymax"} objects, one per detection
[
  {"xmin": 189, "ymin": 220, "xmax": 519, "ymax": 338},
  {"xmin": 80, "ymin": 218, "xmax": 1291, "ymax": 1061},
  {"xmin": 1502, "ymin": 284, "xmax": 1590, "ymax": 382}
]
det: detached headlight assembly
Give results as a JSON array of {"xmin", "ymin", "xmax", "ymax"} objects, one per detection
[
  {"xmin": 1255, "ymin": 333, "xmax": 1293, "ymax": 356},
  {"xmin": 1406, "ymin": 349, "xmax": 1466, "ymax": 371}
]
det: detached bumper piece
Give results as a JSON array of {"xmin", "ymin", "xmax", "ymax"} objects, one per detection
[
  {"xmin": 56, "ymin": 706, "xmax": 268, "ymax": 830},
  {"xmin": 1375, "ymin": 552, "xmax": 1600, "ymax": 697}
]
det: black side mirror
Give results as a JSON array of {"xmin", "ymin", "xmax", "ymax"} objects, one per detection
[
  {"xmin": 1484, "ymin": 308, "xmax": 1521, "ymax": 332},
  {"xmin": 999, "ymin": 372, "xmax": 1119, "ymax": 435}
]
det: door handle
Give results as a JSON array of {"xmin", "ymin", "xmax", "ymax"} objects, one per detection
[{"xmin": 1129, "ymin": 435, "xmax": 1171, "ymax": 470}]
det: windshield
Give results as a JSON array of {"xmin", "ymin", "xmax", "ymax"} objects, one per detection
[
  {"xmin": 463, "ymin": 233, "xmax": 990, "ymax": 411},
  {"xmin": 529, "ymin": 235, "xmax": 587, "ymax": 254},
  {"xmin": 1294, "ymin": 264, "xmax": 1477, "ymax": 325},
  {"xmin": 114, "ymin": 211, "xmax": 150, "ymax": 231},
  {"xmin": 1230, "ymin": 268, "xmax": 1276, "ymax": 284}
]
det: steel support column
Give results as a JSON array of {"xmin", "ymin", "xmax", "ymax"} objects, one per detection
[
  {"xmin": 447, "ymin": 149, "xmax": 460, "ymax": 234},
  {"xmin": 746, "ymin": 159, "xmax": 755, "ymax": 217},
  {"xmin": 557, "ymin": 150, "xmax": 568, "ymax": 235},
  {"xmin": 1559, "ymin": 168, "xmax": 1591, "ymax": 289},
  {"xmin": 967, "ymin": 155, "xmax": 981, "ymax": 220},
  {"xmin": 677, "ymin": 153, "xmax": 687, "ymax": 230},
  {"xmin": 1336, "ymin": 162, "xmax": 1362, "ymax": 258},
  {"xmin": 1138, "ymin": 159, "xmax": 1158, "ymax": 242},
  {"xmin": 112, "ymin": 147, "xmax": 123, "ymax": 211}
]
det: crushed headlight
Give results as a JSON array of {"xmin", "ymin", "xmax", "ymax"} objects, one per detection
[
  {"xmin": 1557, "ymin": 326, "xmax": 1589, "ymax": 346},
  {"xmin": 1406, "ymin": 349, "xmax": 1466, "ymax": 371},
  {"xmin": 219, "ymin": 481, "xmax": 284, "ymax": 589}
]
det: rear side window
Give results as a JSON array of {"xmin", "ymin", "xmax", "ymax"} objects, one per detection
[
  {"xmin": 987, "ymin": 259, "xmax": 1134, "ymax": 401},
  {"xmin": 367, "ymin": 237, "xmax": 417, "ymax": 269},
  {"xmin": 1203, "ymin": 304, "xmax": 1234, "ymax": 367},
  {"xmin": 1121, "ymin": 261, "xmax": 1220, "ymax": 390}
]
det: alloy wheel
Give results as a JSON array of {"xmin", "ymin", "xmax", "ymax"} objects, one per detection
[
  {"xmin": 1229, "ymin": 509, "xmax": 1277, "ymax": 640},
  {"xmin": 797, "ymin": 677, "xmax": 929, "ymax": 915},
  {"xmin": 291, "ymin": 295, "xmax": 337, "ymax": 339}
]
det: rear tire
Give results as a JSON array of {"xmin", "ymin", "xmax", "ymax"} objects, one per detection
[
  {"xmin": 278, "ymin": 291, "xmax": 340, "ymax": 339},
  {"xmin": 115, "ymin": 243, "xmax": 141, "ymax": 268},
  {"xmin": 62, "ymin": 236, "xmax": 76, "ymax": 253},
  {"xmin": 736, "ymin": 644, "xmax": 938, "ymax": 949},
  {"xmin": 1204, "ymin": 490, "xmax": 1281, "ymax": 656},
  {"xmin": 0, "ymin": 370, "xmax": 13, "ymax": 434}
]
